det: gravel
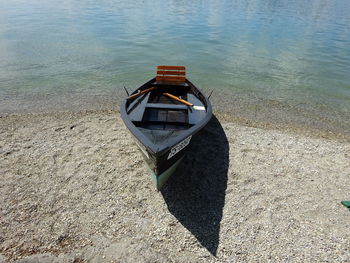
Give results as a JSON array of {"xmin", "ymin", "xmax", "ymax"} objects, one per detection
[{"xmin": 0, "ymin": 110, "xmax": 349, "ymax": 262}]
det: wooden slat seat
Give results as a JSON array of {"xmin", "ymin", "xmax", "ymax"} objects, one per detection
[{"xmin": 156, "ymin": 65, "xmax": 186, "ymax": 83}]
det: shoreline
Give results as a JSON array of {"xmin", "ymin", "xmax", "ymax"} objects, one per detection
[
  {"xmin": 1, "ymin": 87, "xmax": 349, "ymax": 142},
  {"xmin": 1, "ymin": 104, "xmax": 349, "ymax": 143}
]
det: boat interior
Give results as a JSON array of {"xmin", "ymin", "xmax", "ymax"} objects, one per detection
[{"xmin": 125, "ymin": 66, "xmax": 208, "ymax": 142}]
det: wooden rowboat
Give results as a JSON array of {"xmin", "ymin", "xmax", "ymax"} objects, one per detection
[{"xmin": 120, "ymin": 66, "xmax": 212, "ymax": 190}]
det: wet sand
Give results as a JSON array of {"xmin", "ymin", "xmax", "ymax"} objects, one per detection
[{"xmin": 0, "ymin": 110, "xmax": 349, "ymax": 262}]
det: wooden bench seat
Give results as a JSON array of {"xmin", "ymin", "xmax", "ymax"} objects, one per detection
[{"xmin": 145, "ymin": 103, "xmax": 188, "ymax": 110}]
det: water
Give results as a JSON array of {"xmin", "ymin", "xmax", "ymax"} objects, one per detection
[{"xmin": 0, "ymin": 0, "xmax": 349, "ymax": 134}]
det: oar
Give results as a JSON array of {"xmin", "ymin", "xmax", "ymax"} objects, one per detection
[
  {"xmin": 127, "ymin": 87, "xmax": 156, "ymax": 100},
  {"xmin": 163, "ymin": 93, "xmax": 193, "ymax": 107}
]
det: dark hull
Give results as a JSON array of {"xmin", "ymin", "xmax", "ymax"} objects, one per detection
[
  {"xmin": 135, "ymin": 136, "xmax": 190, "ymax": 189},
  {"xmin": 120, "ymin": 77, "xmax": 212, "ymax": 189},
  {"xmin": 132, "ymin": 130, "xmax": 193, "ymax": 189}
]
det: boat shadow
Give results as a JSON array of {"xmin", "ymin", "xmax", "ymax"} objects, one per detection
[{"xmin": 161, "ymin": 115, "xmax": 229, "ymax": 256}]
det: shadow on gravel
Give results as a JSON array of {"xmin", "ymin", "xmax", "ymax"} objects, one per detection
[{"xmin": 161, "ymin": 115, "xmax": 229, "ymax": 256}]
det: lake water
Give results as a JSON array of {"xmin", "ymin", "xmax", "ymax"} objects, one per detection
[{"xmin": 0, "ymin": 0, "xmax": 349, "ymax": 135}]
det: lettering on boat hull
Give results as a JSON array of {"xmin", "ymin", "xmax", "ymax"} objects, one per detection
[{"xmin": 167, "ymin": 135, "xmax": 192, "ymax": 160}]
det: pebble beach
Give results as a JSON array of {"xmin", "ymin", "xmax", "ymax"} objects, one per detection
[{"xmin": 1, "ymin": 110, "xmax": 349, "ymax": 262}]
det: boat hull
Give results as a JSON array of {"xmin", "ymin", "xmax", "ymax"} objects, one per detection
[
  {"xmin": 134, "ymin": 135, "xmax": 192, "ymax": 190},
  {"xmin": 150, "ymin": 156, "xmax": 185, "ymax": 190}
]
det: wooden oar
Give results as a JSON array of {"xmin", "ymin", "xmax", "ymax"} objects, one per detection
[
  {"xmin": 163, "ymin": 93, "xmax": 193, "ymax": 107},
  {"xmin": 127, "ymin": 87, "xmax": 156, "ymax": 100}
]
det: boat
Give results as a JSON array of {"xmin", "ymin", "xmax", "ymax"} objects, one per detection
[{"xmin": 120, "ymin": 66, "xmax": 212, "ymax": 190}]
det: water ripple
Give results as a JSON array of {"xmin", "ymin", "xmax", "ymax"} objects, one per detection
[{"xmin": 0, "ymin": 0, "xmax": 350, "ymax": 120}]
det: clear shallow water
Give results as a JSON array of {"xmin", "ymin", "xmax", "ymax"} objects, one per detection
[{"xmin": 0, "ymin": 0, "xmax": 350, "ymax": 133}]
